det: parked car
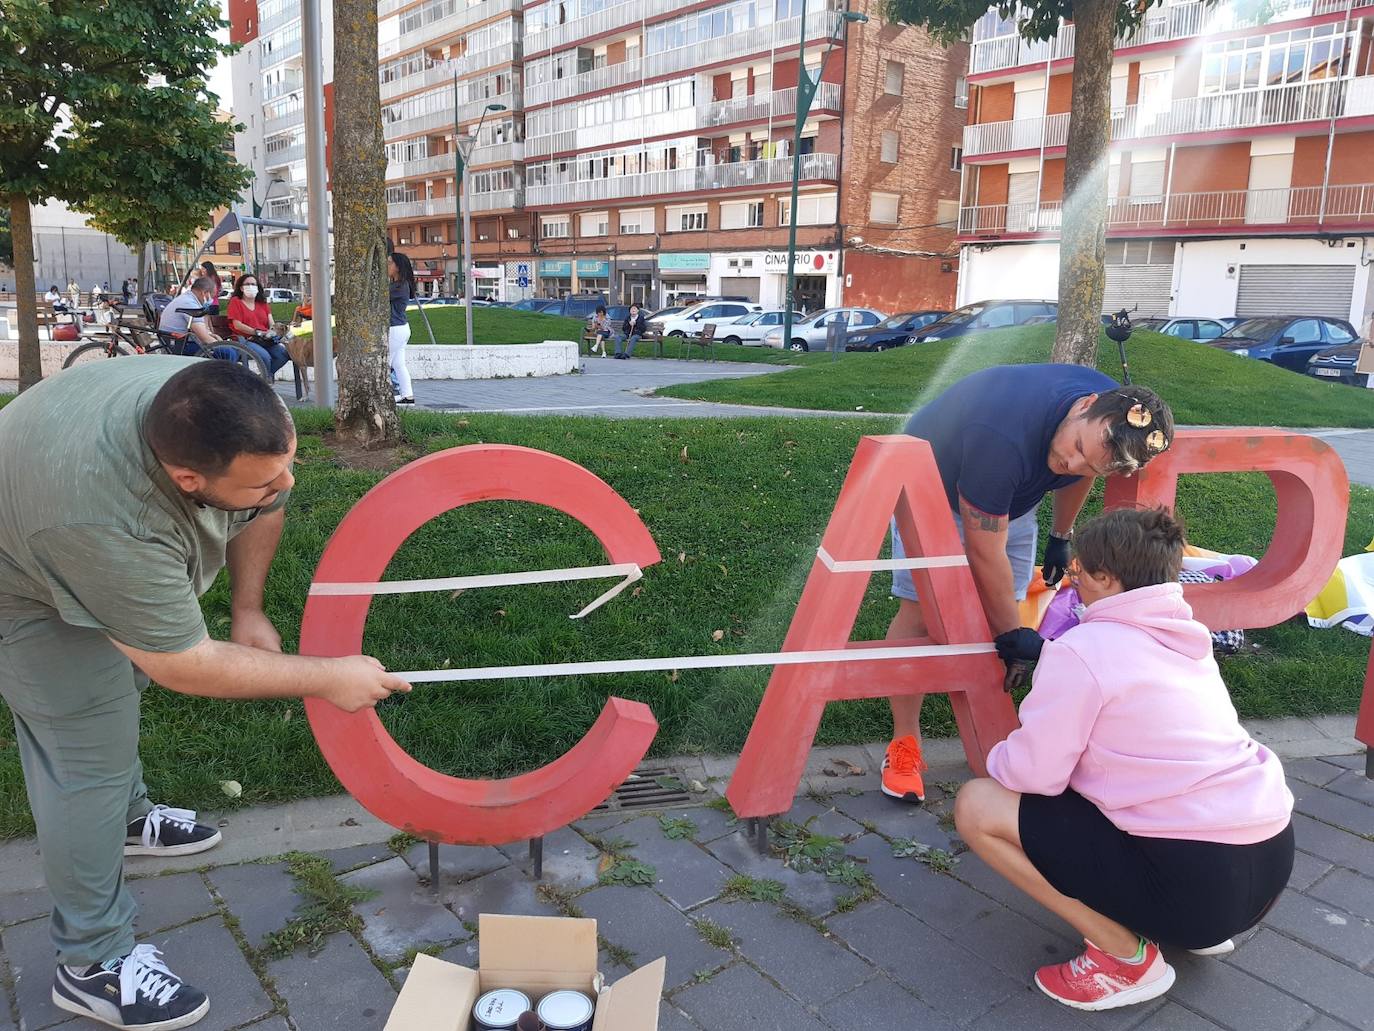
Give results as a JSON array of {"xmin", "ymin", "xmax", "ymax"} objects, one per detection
[
  {"xmin": 1208, "ymin": 316, "xmax": 1360, "ymax": 372},
  {"xmin": 1307, "ymin": 343, "xmax": 1367, "ymax": 387},
  {"xmin": 645, "ymin": 305, "xmax": 686, "ymax": 322},
  {"xmin": 717, "ymin": 310, "xmax": 797, "ymax": 346},
  {"xmin": 539, "ymin": 294, "xmax": 608, "ymax": 318},
  {"xmin": 263, "ymin": 287, "xmax": 300, "ymax": 304},
  {"xmin": 510, "ymin": 298, "xmax": 559, "ymax": 312},
  {"xmin": 587, "ymin": 305, "xmax": 631, "ymax": 327},
  {"xmin": 843, "ymin": 311, "xmax": 948, "ymax": 352},
  {"xmin": 654, "ymin": 300, "xmax": 762, "ymax": 337},
  {"xmin": 909, "ymin": 300, "xmax": 1058, "ymax": 342},
  {"xmin": 1133, "ymin": 317, "xmax": 1229, "ymax": 340},
  {"xmin": 761, "ymin": 307, "xmax": 887, "ymax": 351}
]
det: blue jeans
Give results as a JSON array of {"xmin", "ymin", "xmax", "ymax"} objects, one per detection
[
  {"xmin": 235, "ymin": 336, "xmax": 290, "ymax": 375},
  {"xmin": 890, "ymin": 504, "xmax": 1040, "ymax": 602},
  {"xmin": 614, "ymin": 333, "xmax": 642, "ymax": 357}
]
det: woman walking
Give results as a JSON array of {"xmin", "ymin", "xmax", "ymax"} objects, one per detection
[{"xmin": 388, "ymin": 251, "xmax": 416, "ymax": 405}]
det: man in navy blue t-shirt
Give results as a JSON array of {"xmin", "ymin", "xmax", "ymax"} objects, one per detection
[{"xmin": 881, "ymin": 364, "xmax": 1175, "ymax": 803}]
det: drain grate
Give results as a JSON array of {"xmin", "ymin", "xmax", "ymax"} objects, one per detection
[{"xmin": 593, "ymin": 765, "xmax": 695, "ymax": 812}]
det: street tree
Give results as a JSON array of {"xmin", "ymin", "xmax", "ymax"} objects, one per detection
[
  {"xmin": 881, "ymin": 0, "xmax": 1182, "ymax": 365},
  {"xmin": 330, "ymin": 0, "xmax": 401, "ymax": 445},
  {"xmin": 0, "ymin": 0, "xmax": 241, "ymax": 390},
  {"xmin": 70, "ymin": 89, "xmax": 251, "ymax": 297}
]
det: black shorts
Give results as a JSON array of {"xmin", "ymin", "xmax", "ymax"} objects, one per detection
[{"xmin": 1019, "ymin": 788, "xmax": 1294, "ymax": 949}]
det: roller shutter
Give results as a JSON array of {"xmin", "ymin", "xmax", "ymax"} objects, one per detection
[
  {"xmin": 1236, "ymin": 264, "xmax": 1355, "ymax": 318},
  {"xmin": 1102, "ymin": 265, "xmax": 1174, "ymax": 318}
]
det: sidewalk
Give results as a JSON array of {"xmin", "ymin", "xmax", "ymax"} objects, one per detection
[{"xmin": 1, "ymin": 722, "xmax": 1369, "ymax": 1031}]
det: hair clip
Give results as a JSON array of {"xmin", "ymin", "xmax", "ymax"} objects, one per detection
[
  {"xmin": 1126, "ymin": 403, "xmax": 1152, "ymax": 428},
  {"xmin": 1146, "ymin": 429, "xmax": 1168, "ymax": 453}
]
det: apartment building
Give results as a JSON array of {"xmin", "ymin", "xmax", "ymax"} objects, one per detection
[
  {"xmin": 227, "ymin": 0, "xmax": 967, "ymax": 312},
  {"xmin": 958, "ymin": 0, "xmax": 1374, "ymax": 325}
]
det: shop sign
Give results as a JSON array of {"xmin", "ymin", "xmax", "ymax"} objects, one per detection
[
  {"xmin": 658, "ymin": 252, "xmax": 711, "ymax": 271},
  {"xmin": 763, "ymin": 250, "xmax": 837, "ymax": 275},
  {"xmin": 538, "ymin": 259, "xmax": 572, "ymax": 276}
]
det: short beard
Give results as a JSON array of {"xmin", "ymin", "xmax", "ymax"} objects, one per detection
[{"xmin": 184, "ymin": 485, "xmax": 259, "ymax": 512}]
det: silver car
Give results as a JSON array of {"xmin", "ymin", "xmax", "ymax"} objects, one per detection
[
  {"xmin": 718, "ymin": 309, "xmax": 793, "ymax": 346},
  {"xmin": 761, "ymin": 307, "xmax": 887, "ymax": 351}
]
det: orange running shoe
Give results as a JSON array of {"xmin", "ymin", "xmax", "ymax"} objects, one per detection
[{"xmin": 881, "ymin": 735, "xmax": 927, "ymax": 802}]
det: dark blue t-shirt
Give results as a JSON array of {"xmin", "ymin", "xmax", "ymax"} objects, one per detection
[
  {"xmin": 904, "ymin": 364, "xmax": 1120, "ymax": 519},
  {"xmin": 389, "ymin": 280, "xmax": 410, "ymax": 327}
]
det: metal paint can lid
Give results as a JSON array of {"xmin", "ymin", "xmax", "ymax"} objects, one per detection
[
  {"xmin": 474, "ymin": 989, "xmax": 533, "ymax": 1029},
  {"xmin": 536, "ymin": 990, "xmax": 595, "ymax": 1030}
]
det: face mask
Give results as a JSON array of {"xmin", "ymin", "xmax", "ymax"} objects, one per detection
[{"xmin": 243, "ymin": 285, "xmax": 259, "ymax": 299}]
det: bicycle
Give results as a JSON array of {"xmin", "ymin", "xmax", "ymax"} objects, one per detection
[{"xmin": 62, "ymin": 302, "xmax": 270, "ymax": 381}]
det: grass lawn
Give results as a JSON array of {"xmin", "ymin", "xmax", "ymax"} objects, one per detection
[
  {"xmin": 658, "ymin": 325, "xmax": 1374, "ymax": 428},
  {"xmin": 283, "ymin": 304, "xmax": 586, "ymax": 346},
  {"xmin": 0, "ymin": 407, "xmax": 1367, "ymax": 838}
]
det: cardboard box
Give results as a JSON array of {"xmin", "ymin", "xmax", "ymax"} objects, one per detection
[
  {"xmin": 1356, "ymin": 340, "xmax": 1374, "ymax": 376},
  {"xmin": 386, "ymin": 914, "xmax": 665, "ymax": 1031}
]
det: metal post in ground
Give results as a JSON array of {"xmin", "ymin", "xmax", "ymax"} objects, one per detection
[{"xmin": 301, "ymin": 0, "xmax": 334, "ymax": 407}]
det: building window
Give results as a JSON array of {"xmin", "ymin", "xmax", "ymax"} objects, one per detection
[
  {"xmin": 541, "ymin": 215, "xmax": 570, "ymax": 239},
  {"xmin": 579, "ymin": 212, "xmax": 609, "ymax": 236},
  {"xmin": 669, "ymin": 205, "xmax": 708, "ymax": 231},
  {"xmin": 884, "ymin": 60, "xmax": 904, "ymax": 96},
  {"xmin": 778, "ymin": 192, "xmax": 837, "ymax": 227},
  {"xmin": 950, "ymin": 146, "xmax": 963, "ymax": 171},
  {"xmin": 720, "ymin": 200, "xmax": 765, "ymax": 229},
  {"xmin": 870, "ymin": 191, "xmax": 900, "ymax": 225},
  {"xmin": 1129, "ymin": 159, "xmax": 1166, "ymax": 201},
  {"xmin": 619, "ymin": 208, "xmax": 654, "ymax": 234},
  {"xmin": 955, "ymin": 77, "xmax": 969, "ymax": 109},
  {"xmin": 880, "ymin": 131, "xmax": 899, "ymax": 163}
]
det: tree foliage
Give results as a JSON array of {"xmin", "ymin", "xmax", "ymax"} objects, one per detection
[
  {"xmin": 0, "ymin": 0, "xmax": 248, "ymax": 388},
  {"xmin": 880, "ymin": 0, "xmax": 1182, "ymax": 366}
]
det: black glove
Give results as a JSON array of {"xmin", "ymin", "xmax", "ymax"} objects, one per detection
[
  {"xmin": 1042, "ymin": 533, "xmax": 1073, "ymax": 587},
  {"xmin": 994, "ymin": 627, "xmax": 1045, "ymax": 665}
]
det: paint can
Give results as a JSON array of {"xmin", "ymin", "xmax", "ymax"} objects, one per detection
[
  {"xmin": 536, "ymin": 990, "xmax": 595, "ymax": 1031},
  {"xmin": 474, "ymin": 989, "xmax": 532, "ymax": 1030}
]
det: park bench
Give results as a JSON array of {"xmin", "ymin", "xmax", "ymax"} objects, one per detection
[{"xmin": 680, "ymin": 320, "xmax": 717, "ymax": 361}]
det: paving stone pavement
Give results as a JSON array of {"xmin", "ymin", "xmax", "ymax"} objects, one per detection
[{"xmin": 2, "ymin": 751, "xmax": 1373, "ymax": 1030}]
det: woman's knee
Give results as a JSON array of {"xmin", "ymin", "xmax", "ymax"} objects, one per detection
[{"xmin": 955, "ymin": 777, "xmax": 1016, "ymax": 839}]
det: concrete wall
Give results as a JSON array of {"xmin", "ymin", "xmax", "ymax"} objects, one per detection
[
  {"xmin": 1172, "ymin": 237, "xmax": 1374, "ymax": 327},
  {"xmin": 956, "ymin": 241, "xmax": 1060, "ymax": 307},
  {"xmin": 26, "ymin": 201, "xmax": 140, "ymax": 294}
]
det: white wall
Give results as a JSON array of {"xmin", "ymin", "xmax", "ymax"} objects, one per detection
[
  {"xmin": 1173, "ymin": 237, "xmax": 1374, "ymax": 325},
  {"xmin": 957, "ymin": 242, "xmax": 1060, "ymax": 306}
]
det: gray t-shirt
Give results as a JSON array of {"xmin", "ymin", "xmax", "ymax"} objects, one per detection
[
  {"xmin": 159, "ymin": 292, "xmax": 209, "ymax": 338},
  {"xmin": 0, "ymin": 356, "xmax": 289, "ymax": 653}
]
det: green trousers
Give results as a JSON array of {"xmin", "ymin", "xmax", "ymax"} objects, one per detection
[{"xmin": 0, "ymin": 616, "xmax": 153, "ymax": 966}]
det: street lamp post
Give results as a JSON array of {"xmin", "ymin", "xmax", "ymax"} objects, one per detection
[
  {"xmin": 781, "ymin": 2, "xmax": 866, "ymax": 352},
  {"xmin": 452, "ymin": 88, "xmax": 508, "ymax": 346}
]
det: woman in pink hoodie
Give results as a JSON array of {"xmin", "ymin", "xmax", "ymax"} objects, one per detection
[{"xmin": 955, "ymin": 507, "xmax": 1294, "ymax": 1013}]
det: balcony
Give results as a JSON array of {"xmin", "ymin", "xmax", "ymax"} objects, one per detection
[
  {"xmin": 263, "ymin": 107, "xmax": 305, "ymax": 138},
  {"xmin": 265, "ymin": 143, "xmax": 305, "ymax": 169},
  {"xmin": 383, "ymin": 98, "xmax": 456, "ymax": 139},
  {"xmin": 969, "ymin": 0, "xmax": 1369, "ymax": 76},
  {"xmin": 258, "ymin": 4, "xmax": 299, "ymax": 35},
  {"xmin": 262, "ymin": 77, "xmax": 302, "ymax": 102},
  {"xmin": 523, "ymin": 0, "xmax": 683, "ymax": 57},
  {"xmin": 466, "ymin": 140, "xmax": 524, "ymax": 166},
  {"xmin": 957, "ymin": 182, "xmax": 1374, "ymax": 237},
  {"xmin": 386, "ymin": 187, "xmax": 522, "ymax": 220},
  {"xmin": 701, "ymin": 81, "xmax": 842, "ymax": 128},
  {"xmin": 527, "ymin": 151, "xmax": 838, "ymax": 207},
  {"xmin": 381, "ymin": 0, "xmax": 519, "ymax": 59},
  {"xmin": 387, "ymin": 152, "xmax": 459, "ymax": 181},
  {"xmin": 261, "ymin": 33, "xmax": 302, "ymax": 69},
  {"xmin": 524, "ymin": 8, "xmax": 844, "ymax": 107},
  {"xmin": 963, "ymin": 76, "xmax": 1374, "ymax": 158}
]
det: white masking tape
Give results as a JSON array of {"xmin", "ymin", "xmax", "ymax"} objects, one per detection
[
  {"xmin": 816, "ymin": 547, "xmax": 969, "ymax": 573},
  {"xmin": 395, "ymin": 642, "xmax": 997, "ymax": 684}
]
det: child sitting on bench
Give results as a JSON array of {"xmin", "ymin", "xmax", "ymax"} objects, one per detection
[{"xmin": 955, "ymin": 507, "xmax": 1294, "ymax": 1012}]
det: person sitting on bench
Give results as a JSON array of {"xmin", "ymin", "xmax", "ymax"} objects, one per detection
[
  {"xmin": 158, "ymin": 277, "xmax": 237, "ymax": 361},
  {"xmin": 955, "ymin": 506, "xmax": 1294, "ymax": 1013},
  {"xmin": 613, "ymin": 305, "xmax": 648, "ymax": 360}
]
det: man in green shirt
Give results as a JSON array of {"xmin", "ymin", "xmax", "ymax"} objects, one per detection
[{"xmin": 0, "ymin": 357, "xmax": 411, "ymax": 1031}]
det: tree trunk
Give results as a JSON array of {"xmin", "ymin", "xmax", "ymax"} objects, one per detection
[
  {"xmin": 1050, "ymin": 0, "xmax": 1116, "ymax": 367},
  {"xmin": 9, "ymin": 194, "xmax": 42, "ymax": 392},
  {"xmin": 330, "ymin": 0, "xmax": 400, "ymax": 445},
  {"xmin": 136, "ymin": 242, "xmax": 148, "ymax": 298}
]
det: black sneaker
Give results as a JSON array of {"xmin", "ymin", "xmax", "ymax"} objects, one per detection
[
  {"xmin": 125, "ymin": 805, "xmax": 222, "ymax": 858},
  {"xmin": 52, "ymin": 944, "xmax": 210, "ymax": 1030}
]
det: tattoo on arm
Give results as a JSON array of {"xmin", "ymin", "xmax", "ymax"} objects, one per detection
[{"xmin": 960, "ymin": 497, "xmax": 1007, "ymax": 533}]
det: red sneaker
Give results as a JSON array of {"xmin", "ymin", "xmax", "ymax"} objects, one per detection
[
  {"xmin": 1035, "ymin": 939, "xmax": 1175, "ymax": 1011},
  {"xmin": 881, "ymin": 735, "xmax": 927, "ymax": 802}
]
